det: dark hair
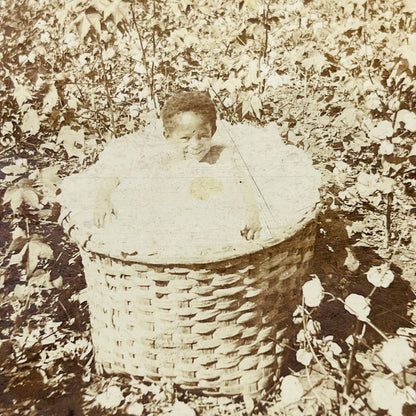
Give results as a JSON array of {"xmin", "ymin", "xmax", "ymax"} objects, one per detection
[{"xmin": 161, "ymin": 91, "xmax": 217, "ymax": 135}]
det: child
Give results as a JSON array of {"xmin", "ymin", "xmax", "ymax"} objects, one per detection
[{"xmin": 93, "ymin": 91, "xmax": 262, "ymax": 240}]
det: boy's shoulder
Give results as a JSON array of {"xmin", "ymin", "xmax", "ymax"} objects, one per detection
[{"xmin": 201, "ymin": 145, "xmax": 226, "ymax": 165}]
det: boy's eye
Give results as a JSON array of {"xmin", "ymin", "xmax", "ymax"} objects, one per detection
[{"xmin": 180, "ymin": 137, "xmax": 190, "ymax": 141}]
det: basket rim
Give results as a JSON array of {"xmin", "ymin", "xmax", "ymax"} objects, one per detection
[{"xmin": 61, "ymin": 202, "xmax": 321, "ymax": 265}]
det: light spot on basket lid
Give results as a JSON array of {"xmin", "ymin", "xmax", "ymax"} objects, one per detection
[{"xmin": 189, "ymin": 176, "xmax": 224, "ymax": 200}]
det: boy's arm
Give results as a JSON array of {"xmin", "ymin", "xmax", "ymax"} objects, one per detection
[
  {"xmin": 93, "ymin": 176, "xmax": 120, "ymax": 228},
  {"xmin": 238, "ymin": 171, "xmax": 262, "ymax": 240},
  {"xmin": 224, "ymin": 147, "xmax": 262, "ymax": 240}
]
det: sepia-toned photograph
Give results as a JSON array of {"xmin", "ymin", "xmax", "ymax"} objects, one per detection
[{"xmin": 0, "ymin": 0, "xmax": 415, "ymax": 415}]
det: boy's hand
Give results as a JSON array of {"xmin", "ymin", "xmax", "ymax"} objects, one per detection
[
  {"xmin": 240, "ymin": 215, "xmax": 262, "ymax": 240},
  {"xmin": 93, "ymin": 177, "xmax": 120, "ymax": 228},
  {"xmin": 93, "ymin": 198, "xmax": 117, "ymax": 228}
]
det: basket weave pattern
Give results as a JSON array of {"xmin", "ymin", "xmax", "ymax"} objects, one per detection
[{"xmin": 78, "ymin": 220, "xmax": 317, "ymax": 396}]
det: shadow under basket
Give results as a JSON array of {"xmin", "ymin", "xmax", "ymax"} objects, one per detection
[{"xmin": 63, "ymin": 205, "xmax": 320, "ymax": 397}]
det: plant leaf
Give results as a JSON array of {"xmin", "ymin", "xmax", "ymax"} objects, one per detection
[
  {"xmin": 9, "ymin": 243, "xmax": 28, "ymax": 267},
  {"xmin": 57, "ymin": 126, "xmax": 85, "ymax": 158},
  {"xmin": 403, "ymin": 0, "xmax": 416, "ymax": 12},
  {"xmin": 96, "ymin": 385, "xmax": 124, "ymax": 408},
  {"xmin": 21, "ymin": 109, "xmax": 40, "ymax": 135},
  {"xmin": 302, "ymin": 277, "xmax": 324, "ymax": 307},
  {"xmin": 280, "ymin": 375, "xmax": 304, "ymax": 405},
  {"xmin": 303, "ymin": 51, "xmax": 328, "ymax": 72},
  {"xmin": 86, "ymin": 11, "xmax": 102, "ymax": 35},
  {"xmin": 26, "ymin": 237, "xmax": 53, "ymax": 276},
  {"xmin": 21, "ymin": 186, "xmax": 42, "ymax": 209},
  {"xmin": 3, "ymin": 186, "xmax": 24, "ymax": 213},
  {"xmin": 76, "ymin": 13, "xmax": 91, "ymax": 41},
  {"xmin": 43, "ymin": 84, "xmax": 59, "ymax": 113},
  {"xmin": 369, "ymin": 120, "xmax": 393, "ymax": 140},
  {"xmin": 250, "ymin": 95, "xmax": 262, "ymax": 119},
  {"xmin": 396, "ymin": 109, "xmax": 416, "ymax": 132},
  {"xmin": 102, "ymin": 0, "xmax": 130, "ymax": 25},
  {"xmin": 344, "ymin": 247, "xmax": 360, "ymax": 272},
  {"xmin": 344, "ymin": 294, "xmax": 370, "ymax": 321},
  {"xmin": 13, "ymin": 83, "xmax": 32, "ymax": 107}
]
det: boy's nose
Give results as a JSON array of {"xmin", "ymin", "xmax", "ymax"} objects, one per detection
[{"xmin": 190, "ymin": 135, "xmax": 201, "ymax": 146}]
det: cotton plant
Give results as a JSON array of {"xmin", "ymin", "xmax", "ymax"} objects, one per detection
[{"xmin": 288, "ymin": 268, "xmax": 416, "ymax": 415}]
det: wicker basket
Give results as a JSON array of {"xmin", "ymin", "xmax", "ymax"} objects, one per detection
[{"xmin": 61, "ymin": 203, "xmax": 320, "ymax": 397}]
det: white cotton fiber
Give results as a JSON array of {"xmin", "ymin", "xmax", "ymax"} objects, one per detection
[{"xmin": 58, "ymin": 120, "xmax": 321, "ymax": 259}]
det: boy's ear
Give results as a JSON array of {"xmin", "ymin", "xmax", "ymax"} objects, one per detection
[{"xmin": 163, "ymin": 129, "xmax": 169, "ymax": 139}]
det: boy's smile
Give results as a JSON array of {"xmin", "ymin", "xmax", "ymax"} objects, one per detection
[{"xmin": 164, "ymin": 111, "xmax": 213, "ymax": 161}]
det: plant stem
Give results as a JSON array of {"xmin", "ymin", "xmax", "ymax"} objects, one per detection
[
  {"xmin": 301, "ymin": 300, "xmax": 344, "ymax": 387},
  {"xmin": 344, "ymin": 320, "xmax": 360, "ymax": 396},
  {"xmin": 384, "ymin": 191, "xmax": 393, "ymax": 248},
  {"xmin": 130, "ymin": 2, "xmax": 157, "ymax": 111},
  {"xmin": 96, "ymin": 37, "xmax": 117, "ymax": 137}
]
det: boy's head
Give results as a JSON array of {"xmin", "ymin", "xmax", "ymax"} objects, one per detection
[{"xmin": 161, "ymin": 91, "xmax": 217, "ymax": 161}]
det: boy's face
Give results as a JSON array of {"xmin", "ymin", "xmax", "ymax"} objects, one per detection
[{"xmin": 164, "ymin": 111, "xmax": 213, "ymax": 161}]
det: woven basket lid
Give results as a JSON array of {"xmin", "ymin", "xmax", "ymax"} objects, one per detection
[{"xmin": 59, "ymin": 121, "xmax": 322, "ymax": 265}]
